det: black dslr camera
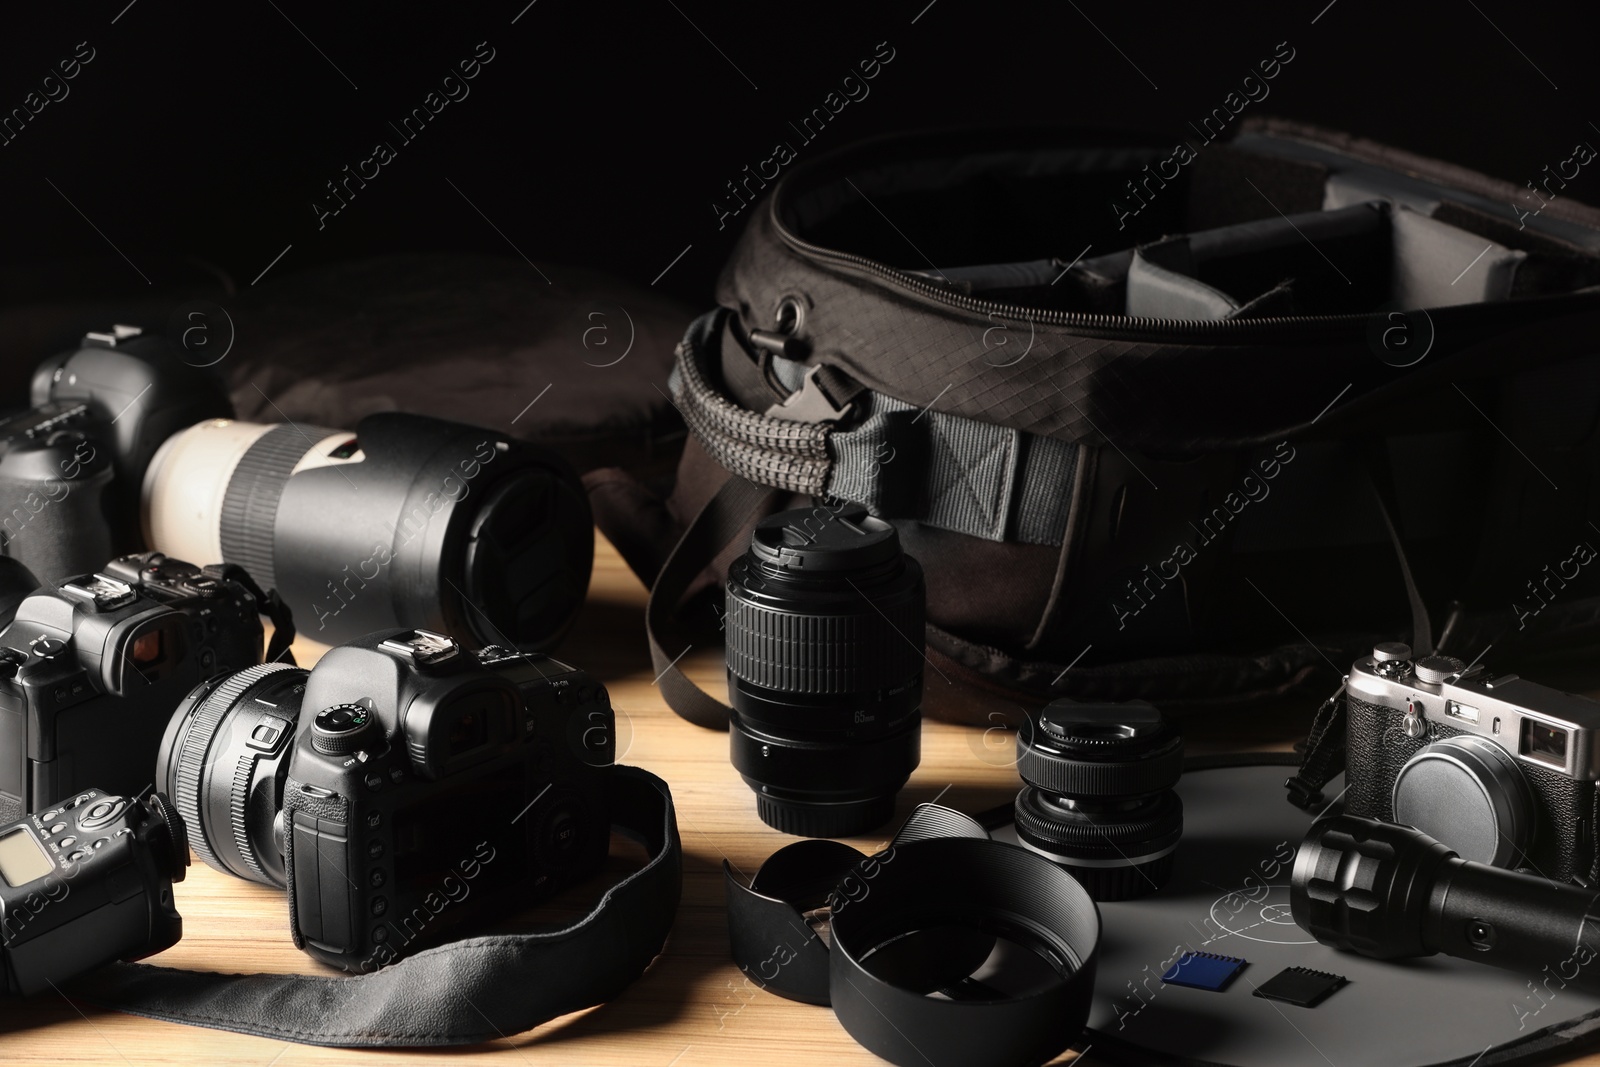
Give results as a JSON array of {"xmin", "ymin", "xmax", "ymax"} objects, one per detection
[
  {"xmin": 0, "ymin": 325, "xmax": 231, "ymax": 582},
  {"xmin": 0, "ymin": 553, "xmax": 266, "ymax": 823},
  {"xmin": 1343, "ymin": 641, "xmax": 1600, "ymax": 885},
  {"xmin": 158, "ymin": 628, "xmax": 613, "ymax": 971},
  {"xmin": 0, "ymin": 788, "xmax": 187, "ymax": 995}
]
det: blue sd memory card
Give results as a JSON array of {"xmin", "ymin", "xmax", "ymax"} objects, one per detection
[{"xmin": 1161, "ymin": 951, "xmax": 1248, "ymax": 992}]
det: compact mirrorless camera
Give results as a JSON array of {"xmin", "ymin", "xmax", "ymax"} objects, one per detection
[
  {"xmin": 0, "ymin": 788, "xmax": 187, "ymax": 995},
  {"xmin": 1344, "ymin": 641, "xmax": 1600, "ymax": 885},
  {"xmin": 157, "ymin": 628, "xmax": 614, "ymax": 971},
  {"xmin": 0, "ymin": 553, "xmax": 266, "ymax": 823}
]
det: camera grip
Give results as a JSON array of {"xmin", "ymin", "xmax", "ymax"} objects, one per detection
[{"xmin": 0, "ymin": 460, "xmax": 113, "ymax": 585}]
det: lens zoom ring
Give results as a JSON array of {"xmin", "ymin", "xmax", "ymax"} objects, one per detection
[
  {"xmin": 1016, "ymin": 740, "xmax": 1184, "ymax": 796},
  {"xmin": 219, "ymin": 423, "xmax": 335, "ymax": 592},
  {"xmin": 724, "ymin": 595, "xmax": 924, "ymax": 694},
  {"xmin": 171, "ymin": 662, "xmax": 301, "ymax": 871}
]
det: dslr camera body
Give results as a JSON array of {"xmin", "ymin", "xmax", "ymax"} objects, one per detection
[
  {"xmin": 0, "ymin": 325, "xmax": 231, "ymax": 582},
  {"xmin": 0, "ymin": 554, "xmax": 265, "ymax": 823},
  {"xmin": 0, "ymin": 788, "xmax": 188, "ymax": 996},
  {"xmin": 159, "ymin": 629, "xmax": 614, "ymax": 971},
  {"xmin": 1344, "ymin": 641, "xmax": 1600, "ymax": 885}
]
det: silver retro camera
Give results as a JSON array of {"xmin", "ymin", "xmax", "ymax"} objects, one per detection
[{"xmin": 1343, "ymin": 641, "xmax": 1600, "ymax": 885}]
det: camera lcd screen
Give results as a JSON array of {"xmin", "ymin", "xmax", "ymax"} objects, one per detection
[
  {"xmin": 0, "ymin": 828, "xmax": 54, "ymax": 887},
  {"xmin": 392, "ymin": 765, "xmax": 526, "ymax": 902}
]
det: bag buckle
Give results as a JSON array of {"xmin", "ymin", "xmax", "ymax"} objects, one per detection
[{"xmin": 764, "ymin": 365, "xmax": 854, "ymax": 424}]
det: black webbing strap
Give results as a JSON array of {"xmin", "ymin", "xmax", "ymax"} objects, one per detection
[
  {"xmin": 1284, "ymin": 682, "xmax": 1349, "ymax": 809},
  {"xmin": 646, "ymin": 475, "xmax": 781, "ymax": 731},
  {"xmin": 67, "ymin": 767, "xmax": 680, "ymax": 1047},
  {"xmin": 203, "ymin": 562, "xmax": 297, "ymax": 666},
  {"xmin": 1286, "ymin": 457, "xmax": 1432, "ymax": 809}
]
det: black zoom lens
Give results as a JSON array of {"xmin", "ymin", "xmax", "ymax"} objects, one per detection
[
  {"xmin": 155, "ymin": 662, "xmax": 308, "ymax": 887},
  {"xmin": 1014, "ymin": 699, "xmax": 1184, "ymax": 900},
  {"xmin": 725, "ymin": 506, "xmax": 924, "ymax": 838}
]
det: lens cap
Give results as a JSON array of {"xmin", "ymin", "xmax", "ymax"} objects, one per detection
[{"xmin": 747, "ymin": 506, "xmax": 901, "ymax": 572}]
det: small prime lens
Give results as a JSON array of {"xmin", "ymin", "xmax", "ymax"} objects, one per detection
[
  {"xmin": 725, "ymin": 505, "xmax": 924, "ymax": 838},
  {"xmin": 155, "ymin": 662, "xmax": 308, "ymax": 886},
  {"xmin": 1014, "ymin": 698, "xmax": 1184, "ymax": 900}
]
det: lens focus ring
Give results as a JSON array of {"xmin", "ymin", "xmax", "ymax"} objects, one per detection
[
  {"xmin": 1016, "ymin": 737, "xmax": 1184, "ymax": 797},
  {"xmin": 170, "ymin": 661, "xmax": 301, "ymax": 871},
  {"xmin": 723, "ymin": 587, "xmax": 923, "ymax": 695},
  {"xmin": 217, "ymin": 423, "xmax": 335, "ymax": 592}
]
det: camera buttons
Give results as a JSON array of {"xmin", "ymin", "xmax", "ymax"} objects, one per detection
[
  {"xmin": 371, "ymin": 897, "xmax": 388, "ymax": 917},
  {"xmin": 80, "ymin": 799, "xmax": 127, "ymax": 830},
  {"xmin": 58, "ymin": 836, "xmax": 76, "ymax": 849},
  {"xmin": 247, "ymin": 714, "xmax": 294, "ymax": 753},
  {"xmin": 30, "ymin": 635, "xmax": 67, "ymax": 659}
]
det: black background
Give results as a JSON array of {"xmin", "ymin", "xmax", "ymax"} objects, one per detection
[{"xmin": 0, "ymin": 0, "xmax": 1593, "ymax": 310}]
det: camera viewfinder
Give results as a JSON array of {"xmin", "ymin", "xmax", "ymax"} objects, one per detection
[{"xmin": 1521, "ymin": 718, "xmax": 1570, "ymax": 768}]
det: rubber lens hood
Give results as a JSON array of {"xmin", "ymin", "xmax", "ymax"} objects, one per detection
[{"xmin": 724, "ymin": 805, "xmax": 1100, "ymax": 1067}]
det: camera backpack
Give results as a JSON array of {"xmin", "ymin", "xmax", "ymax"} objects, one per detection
[{"xmin": 612, "ymin": 118, "xmax": 1600, "ymax": 728}]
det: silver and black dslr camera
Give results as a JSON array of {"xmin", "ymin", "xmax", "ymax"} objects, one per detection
[
  {"xmin": 0, "ymin": 788, "xmax": 188, "ymax": 995},
  {"xmin": 1344, "ymin": 642, "xmax": 1600, "ymax": 885},
  {"xmin": 0, "ymin": 553, "xmax": 267, "ymax": 823},
  {"xmin": 157, "ymin": 628, "xmax": 614, "ymax": 972}
]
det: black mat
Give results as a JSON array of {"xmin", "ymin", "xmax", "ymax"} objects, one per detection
[{"xmin": 998, "ymin": 759, "xmax": 1600, "ymax": 1067}]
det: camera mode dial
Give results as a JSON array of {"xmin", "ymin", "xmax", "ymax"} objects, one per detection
[{"xmin": 312, "ymin": 703, "xmax": 380, "ymax": 756}]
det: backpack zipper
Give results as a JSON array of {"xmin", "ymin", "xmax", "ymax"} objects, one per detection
[{"xmin": 771, "ymin": 213, "xmax": 1380, "ymax": 341}]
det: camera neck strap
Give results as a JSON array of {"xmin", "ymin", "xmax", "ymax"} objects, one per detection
[
  {"xmin": 66, "ymin": 765, "xmax": 681, "ymax": 1048},
  {"xmin": 1286, "ymin": 453, "xmax": 1431, "ymax": 809},
  {"xmin": 646, "ymin": 472, "xmax": 781, "ymax": 730},
  {"xmin": 203, "ymin": 562, "xmax": 298, "ymax": 666}
]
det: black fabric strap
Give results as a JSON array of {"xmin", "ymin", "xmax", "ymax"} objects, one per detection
[
  {"xmin": 1284, "ymin": 683, "xmax": 1349, "ymax": 809},
  {"xmin": 646, "ymin": 475, "xmax": 781, "ymax": 731},
  {"xmin": 203, "ymin": 562, "xmax": 297, "ymax": 666},
  {"xmin": 1287, "ymin": 450, "xmax": 1435, "ymax": 808},
  {"xmin": 67, "ymin": 766, "xmax": 680, "ymax": 1048}
]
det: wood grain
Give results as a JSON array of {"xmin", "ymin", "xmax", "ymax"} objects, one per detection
[{"xmin": 1, "ymin": 532, "xmax": 1594, "ymax": 1065}]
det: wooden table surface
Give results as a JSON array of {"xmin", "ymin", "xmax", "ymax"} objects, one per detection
[{"xmin": 3, "ymin": 530, "xmax": 1597, "ymax": 1066}]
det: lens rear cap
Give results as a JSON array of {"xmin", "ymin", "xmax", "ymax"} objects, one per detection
[{"xmin": 1038, "ymin": 699, "xmax": 1171, "ymax": 755}]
